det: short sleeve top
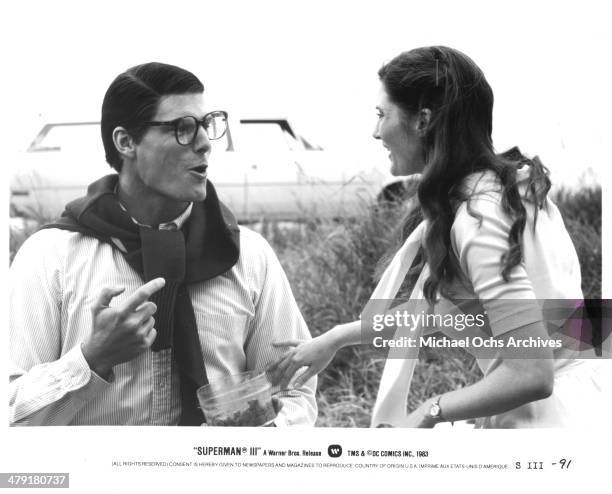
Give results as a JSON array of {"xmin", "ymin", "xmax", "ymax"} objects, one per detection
[{"xmin": 446, "ymin": 169, "xmax": 582, "ymax": 338}]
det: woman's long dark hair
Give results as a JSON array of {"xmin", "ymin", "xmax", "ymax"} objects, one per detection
[{"xmin": 378, "ymin": 46, "xmax": 550, "ymax": 305}]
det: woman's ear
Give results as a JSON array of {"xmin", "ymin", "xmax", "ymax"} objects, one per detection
[
  {"xmin": 416, "ymin": 108, "xmax": 432, "ymax": 137},
  {"xmin": 112, "ymin": 127, "xmax": 136, "ymax": 161}
]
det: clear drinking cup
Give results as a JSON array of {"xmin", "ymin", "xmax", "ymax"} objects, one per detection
[{"xmin": 196, "ymin": 371, "xmax": 277, "ymax": 426}]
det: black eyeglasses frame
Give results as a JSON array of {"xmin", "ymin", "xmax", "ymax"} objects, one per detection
[{"xmin": 137, "ymin": 110, "xmax": 228, "ymax": 145}]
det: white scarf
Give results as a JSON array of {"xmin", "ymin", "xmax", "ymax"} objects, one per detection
[{"xmin": 369, "ymin": 220, "xmax": 430, "ymax": 427}]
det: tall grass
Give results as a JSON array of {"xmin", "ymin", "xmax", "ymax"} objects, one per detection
[
  {"xmin": 263, "ymin": 184, "xmax": 602, "ymax": 426},
  {"xmin": 8, "ymin": 183, "xmax": 601, "ymax": 426},
  {"xmin": 554, "ymin": 186, "xmax": 602, "ymax": 300}
]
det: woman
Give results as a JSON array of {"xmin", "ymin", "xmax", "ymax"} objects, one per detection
[{"xmin": 268, "ymin": 46, "xmax": 607, "ymax": 428}]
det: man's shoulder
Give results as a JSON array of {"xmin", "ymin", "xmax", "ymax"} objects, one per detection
[
  {"xmin": 19, "ymin": 227, "xmax": 81, "ymax": 249},
  {"xmin": 237, "ymin": 225, "xmax": 272, "ymax": 251},
  {"xmin": 11, "ymin": 228, "xmax": 75, "ymax": 278},
  {"xmin": 13, "ymin": 227, "xmax": 102, "ymax": 264},
  {"xmin": 235, "ymin": 225, "xmax": 281, "ymax": 271}
]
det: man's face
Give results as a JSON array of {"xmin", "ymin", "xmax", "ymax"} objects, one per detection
[{"xmin": 130, "ymin": 92, "xmax": 211, "ymax": 203}]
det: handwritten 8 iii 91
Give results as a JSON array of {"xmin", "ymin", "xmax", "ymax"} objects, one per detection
[{"xmin": 515, "ymin": 459, "xmax": 572, "ymax": 470}]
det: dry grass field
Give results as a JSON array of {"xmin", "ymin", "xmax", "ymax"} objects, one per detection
[{"xmin": 9, "ymin": 183, "xmax": 601, "ymax": 427}]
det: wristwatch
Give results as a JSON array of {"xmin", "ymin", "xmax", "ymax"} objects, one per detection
[{"xmin": 429, "ymin": 395, "xmax": 445, "ymax": 423}]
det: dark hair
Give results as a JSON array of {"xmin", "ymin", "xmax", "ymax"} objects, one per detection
[
  {"xmin": 378, "ymin": 46, "xmax": 550, "ymax": 305},
  {"xmin": 101, "ymin": 62, "xmax": 204, "ymax": 171}
]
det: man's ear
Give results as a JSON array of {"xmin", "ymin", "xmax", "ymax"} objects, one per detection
[
  {"xmin": 416, "ymin": 108, "xmax": 432, "ymax": 137},
  {"xmin": 112, "ymin": 127, "xmax": 136, "ymax": 161}
]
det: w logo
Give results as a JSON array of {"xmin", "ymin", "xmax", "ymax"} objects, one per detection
[{"xmin": 327, "ymin": 444, "xmax": 343, "ymax": 458}]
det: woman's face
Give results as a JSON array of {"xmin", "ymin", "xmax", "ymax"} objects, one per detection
[{"xmin": 373, "ymin": 85, "xmax": 426, "ymax": 176}]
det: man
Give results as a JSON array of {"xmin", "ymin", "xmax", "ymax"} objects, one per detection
[{"xmin": 9, "ymin": 62, "xmax": 317, "ymax": 426}]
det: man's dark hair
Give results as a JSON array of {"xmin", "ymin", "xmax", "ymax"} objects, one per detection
[{"xmin": 101, "ymin": 62, "xmax": 204, "ymax": 171}]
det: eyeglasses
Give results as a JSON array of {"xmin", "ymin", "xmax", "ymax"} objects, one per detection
[{"xmin": 139, "ymin": 110, "xmax": 228, "ymax": 145}]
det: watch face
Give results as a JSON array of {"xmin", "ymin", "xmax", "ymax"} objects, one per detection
[{"xmin": 430, "ymin": 403, "xmax": 441, "ymax": 418}]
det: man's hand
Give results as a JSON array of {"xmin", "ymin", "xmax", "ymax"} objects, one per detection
[{"xmin": 81, "ymin": 278, "xmax": 166, "ymax": 378}]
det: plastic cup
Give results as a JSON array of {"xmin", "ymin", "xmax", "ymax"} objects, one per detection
[{"xmin": 196, "ymin": 371, "xmax": 276, "ymax": 426}]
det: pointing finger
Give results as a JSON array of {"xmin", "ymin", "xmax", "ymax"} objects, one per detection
[{"xmin": 121, "ymin": 278, "xmax": 166, "ymax": 313}]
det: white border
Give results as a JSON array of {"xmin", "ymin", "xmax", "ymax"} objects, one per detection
[{"xmin": 2, "ymin": 0, "xmax": 610, "ymax": 491}]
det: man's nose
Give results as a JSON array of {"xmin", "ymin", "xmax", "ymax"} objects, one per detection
[{"xmin": 193, "ymin": 124, "xmax": 212, "ymax": 154}]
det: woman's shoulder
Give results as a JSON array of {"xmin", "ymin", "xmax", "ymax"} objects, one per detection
[
  {"xmin": 452, "ymin": 170, "xmax": 504, "ymax": 225},
  {"xmin": 457, "ymin": 169, "xmax": 502, "ymax": 203},
  {"xmin": 451, "ymin": 171, "xmax": 514, "ymax": 250},
  {"xmin": 458, "ymin": 165, "xmax": 541, "ymax": 200}
]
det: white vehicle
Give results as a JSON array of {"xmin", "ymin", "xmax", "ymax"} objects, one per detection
[{"xmin": 10, "ymin": 116, "xmax": 407, "ymax": 222}]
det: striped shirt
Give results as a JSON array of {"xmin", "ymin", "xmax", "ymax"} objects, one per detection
[{"xmin": 9, "ymin": 222, "xmax": 317, "ymax": 426}]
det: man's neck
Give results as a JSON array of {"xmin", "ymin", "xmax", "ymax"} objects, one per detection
[{"xmin": 117, "ymin": 177, "xmax": 189, "ymax": 227}]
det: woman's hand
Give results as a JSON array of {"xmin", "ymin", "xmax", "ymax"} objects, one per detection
[
  {"xmin": 267, "ymin": 331, "xmax": 340, "ymax": 390},
  {"xmin": 375, "ymin": 398, "xmax": 439, "ymax": 428},
  {"xmin": 402, "ymin": 399, "xmax": 439, "ymax": 428}
]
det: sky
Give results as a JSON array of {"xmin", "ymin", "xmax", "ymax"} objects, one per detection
[
  {"xmin": 1, "ymin": 0, "xmax": 608, "ymax": 303},
  {"xmin": 2, "ymin": 0, "xmax": 609, "ymax": 186}
]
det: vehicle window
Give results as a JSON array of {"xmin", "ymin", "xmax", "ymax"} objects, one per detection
[
  {"xmin": 239, "ymin": 122, "xmax": 298, "ymax": 152},
  {"xmin": 31, "ymin": 123, "xmax": 102, "ymax": 153}
]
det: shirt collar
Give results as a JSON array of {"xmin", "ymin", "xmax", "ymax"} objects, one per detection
[
  {"xmin": 114, "ymin": 185, "xmax": 193, "ymax": 230},
  {"xmin": 120, "ymin": 202, "xmax": 193, "ymax": 230},
  {"xmin": 159, "ymin": 202, "xmax": 193, "ymax": 230}
]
